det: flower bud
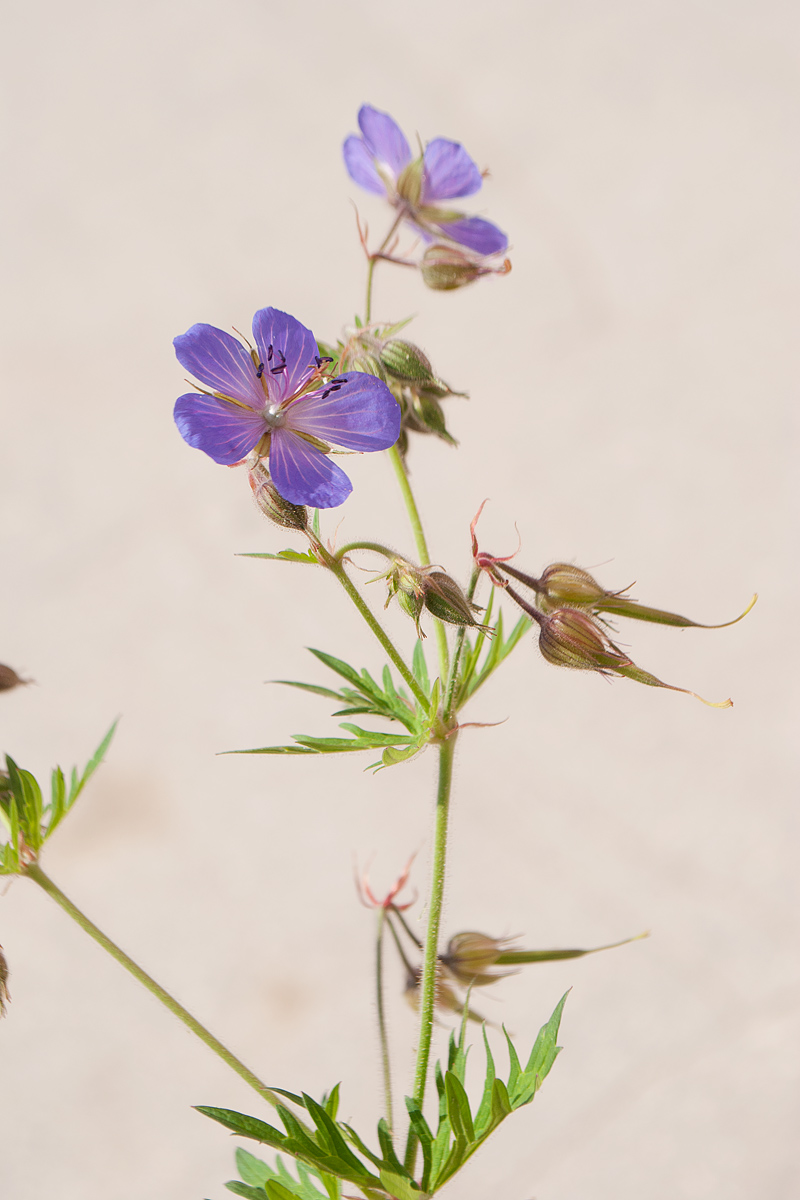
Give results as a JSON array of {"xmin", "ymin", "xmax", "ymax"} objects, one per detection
[
  {"xmin": 379, "ymin": 340, "xmax": 438, "ymax": 386},
  {"xmin": 0, "ymin": 664, "xmax": 30, "ymax": 692},
  {"xmin": 421, "ymin": 244, "xmax": 512, "ymax": 291},
  {"xmin": 422, "ymin": 570, "xmax": 485, "ymax": 629},
  {"xmin": 440, "ymin": 931, "xmax": 517, "ymax": 987},
  {"xmin": 538, "ymin": 608, "xmax": 624, "ymax": 673},
  {"xmin": 538, "ymin": 608, "xmax": 733, "ymax": 707},
  {"xmin": 537, "ymin": 564, "xmax": 607, "ymax": 612},
  {"xmin": 396, "ymin": 157, "xmax": 424, "ymax": 207},
  {"xmin": 404, "ymin": 964, "xmax": 486, "ymax": 1024},
  {"xmin": 248, "ymin": 463, "xmax": 308, "ymax": 531},
  {"xmin": 0, "ymin": 944, "xmax": 9, "ymax": 1017}
]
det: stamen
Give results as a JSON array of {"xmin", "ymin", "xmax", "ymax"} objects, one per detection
[
  {"xmin": 256, "ymin": 363, "xmax": 265, "ymax": 378},
  {"xmin": 267, "ymin": 344, "xmax": 273, "ymax": 361}
]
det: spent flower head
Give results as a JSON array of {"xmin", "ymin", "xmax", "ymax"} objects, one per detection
[
  {"xmin": 344, "ymin": 104, "xmax": 508, "ymax": 256},
  {"xmin": 174, "ymin": 307, "xmax": 400, "ymax": 508}
]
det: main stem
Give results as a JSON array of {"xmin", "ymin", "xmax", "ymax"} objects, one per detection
[
  {"xmin": 375, "ymin": 907, "xmax": 394, "ymax": 1133},
  {"xmin": 386, "ymin": 444, "xmax": 450, "ymax": 681},
  {"xmin": 24, "ymin": 863, "xmax": 281, "ymax": 1108},
  {"xmin": 404, "ymin": 732, "xmax": 457, "ymax": 1172}
]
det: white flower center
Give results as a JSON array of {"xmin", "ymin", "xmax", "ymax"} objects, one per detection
[{"xmin": 263, "ymin": 403, "xmax": 286, "ymax": 429}]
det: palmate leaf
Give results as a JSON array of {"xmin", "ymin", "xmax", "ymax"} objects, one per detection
[
  {"xmin": 408, "ymin": 992, "xmax": 568, "ymax": 1193},
  {"xmin": 238, "ymin": 550, "xmax": 319, "ymax": 565},
  {"xmin": 230, "ymin": 648, "xmax": 431, "ymax": 768},
  {"xmin": 0, "ymin": 723, "xmax": 117, "ymax": 872}
]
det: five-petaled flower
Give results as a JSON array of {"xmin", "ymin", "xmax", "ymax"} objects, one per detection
[
  {"xmin": 343, "ymin": 104, "xmax": 508, "ymax": 256},
  {"xmin": 173, "ymin": 308, "xmax": 401, "ymax": 508}
]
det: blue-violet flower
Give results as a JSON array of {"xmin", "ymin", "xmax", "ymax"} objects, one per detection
[
  {"xmin": 174, "ymin": 307, "xmax": 401, "ymax": 508},
  {"xmin": 343, "ymin": 104, "xmax": 508, "ymax": 256}
]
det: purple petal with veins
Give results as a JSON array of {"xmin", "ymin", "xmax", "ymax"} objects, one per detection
[
  {"xmin": 421, "ymin": 139, "xmax": 483, "ymax": 202},
  {"xmin": 251, "ymin": 308, "xmax": 318, "ymax": 404},
  {"xmin": 173, "ymin": 324, "xmax": 264, "ymax": 407},
  {"xmin": 357, "ymin": 105, "xmax": 411, "ymax": 176},
  {"xmin": 343, "ymin": 135, "xmax": 386, "ymax": 194},
  {"xmin": 286, "ymin": 374, "xmax": 400, "ymax": 452},
  {"xmin": 435, "ymin": 215, "xmax": 508, "ymax": 255},
  {"xmin": 269, "ymin": 429, "xmax": 353, "ymax": 508},
  {"xmin": 174, "ymin": 393, "xmax": 265, "ymax": 465}
]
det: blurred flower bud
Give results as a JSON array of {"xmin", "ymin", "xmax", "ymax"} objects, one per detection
[
  {"xmin": 338, "ymin": 330, "xmax": 387, "ymax": 380},
  {"xmin": 248, "ymin": 462, "xmax": 308, "ymax": 531},
  {"xmin": 441, "ymin": 931, "xmax": 518, "ymax": 987},
  {"xmin": 405, "ymin": 964, "xmax": 487, "ymax": 1025},
  {"xmin": 396, "ymin": 156, "xmax": 424, "ymax": 207},
  {"xmin": 421, "ymin": 244, "xmax": 512, "ymax": 291},
  {"xmin": 0, "ymin": 665, "xmax": 31, "ymax": 692},
  {"xmin": 0, "ymin": 944, "xmax": 9, "ymax": 1016}
]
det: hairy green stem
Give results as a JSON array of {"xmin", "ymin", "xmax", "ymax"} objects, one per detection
[
  {"xmin": 317, "ymin": 545, "xmax": 430, "ymax": 710},
  {"xmin": 386, "ymin": 445, "xmax": 450, "ymax": 680},
  {"xmin": 335, "ymin": 540, "xmax": 397, "ymax": 562},
  {"xmin": 404, "ymin": 733, "xmax": 457, "ymax": 1172},
  {"xmin": 375, "ymin": 907, "xmax": 394, "ymax": 1133},
  {"xmin": 24, "ymin": 863, "xmax": 280, "ymax": 1108},
  {"xmin": 443, "ymin": 566, "xmax": 480, "ymax": 720}
]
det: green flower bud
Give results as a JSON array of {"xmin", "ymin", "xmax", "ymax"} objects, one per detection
[
  {"xmin": 396, "ymin": 156, "xmax": 424, "ymax": 207},
  {"xmin": 379, "ymin": 340, "xmax": 438, "ymax": 386},
  {"xmin": 248, "ymin": 463, "xmax": 308, "ymax": 531},
  {"xmin": 537, "ymin": 563, "xmax": 607, "ymax": 611},
  {"xmin": 422, "ymin": 571, "xmax": 485, "ymax": 628},
  {"xmin": 420, "ymin": 244, "xmax": 512, "ymax": 291}
]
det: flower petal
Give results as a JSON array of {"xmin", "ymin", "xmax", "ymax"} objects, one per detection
[
  {"xmin": 357, "ymin": 105, "xmax": 411, "ymax": 177},
  {"xmin": 251, "ymin": 308, "xmax": 319, "ymax": 404},
  {"xmin": 269, "ymin": 430, "xmax": 353, "ymax": 508},
  {"xmin": 421, "ymin": 139, "xmax": 483, "ymax": 202},
  {"xmin": 174, "ymin": 392, "xmax": 265, "ymax": 465},
  {"xmin": 343, "ymin": 135, "xmax": 386, "ymax": 194},
  {"xmin": 174, "ymin": 324, "xmax": 264, "ymax": 407},
  {"xmin": 285, "ymin": 373, "xmax": 401, "ymax": 451},
  {"xmin": 435, "ymin": 215, "xmax": 508, "ymax": 255}
]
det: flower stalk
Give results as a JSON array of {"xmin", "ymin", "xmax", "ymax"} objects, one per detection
[{"xmin": 23, "ymin": 863, "xmax": 280, "ymax": 1108}]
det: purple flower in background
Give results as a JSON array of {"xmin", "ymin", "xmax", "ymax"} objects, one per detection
[
  {"xmin": 174, "ymin": 308, "xmax": 400, "ymax": 509},
  {"xmin": 343, "ymin": 104, "xmax": 508, "ymax": 256}
]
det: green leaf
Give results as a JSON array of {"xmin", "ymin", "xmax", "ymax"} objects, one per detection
[
  {"xmin": 412, "ymin": 640, "xmax": 430, "ymax": 695},
  {"xmin": 473, "ymin": 1026, "xmax": 497, "ymax": 1136},
  {"xmin": 403, "ymin": 1098, "xmax": 433, "ymax": 1192},
  {"xmin": 444, "ymin": 1071, "xmax": 475, "ymax": 1144},
  {"xmin": 378, "ymin": 1170, "xmax": 420, "ymax": 1200},
  {"xmin": 64, "ymin": 721, "xmax": 118, "ymax": 811},
  {"xmin": 502, "ymin": 1026, "xmax": 522, "ymax": 1098},
  {"xmin": 511, "ymin": 991, "xmax": 568, "ymax": 1107},
  {"xmin": 321, "ymin": 1084, "xmax": 340, "ymax": 1120},
  {"xmin": 197, "ymin": 1107, "xmax": 290, "ymax": 1151},
  {"xmin": 275, "ymin": 681, "xmax": 345, "ymax": 702},
  {"xmin": 226, "ymin": 1183, "xmax": 270, "ymax": 1199},
  {"xmin": 238, "ymin": 550, "xmax": 318, "ymax": 565}
]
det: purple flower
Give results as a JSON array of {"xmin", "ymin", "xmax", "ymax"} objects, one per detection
[
  {"xmin": 174, "ymin": 308, "xmax": 401, "ymax": 509},
  {"xmin": 343, "ymin": 104, "xmax": 508, "ymax": 256}
]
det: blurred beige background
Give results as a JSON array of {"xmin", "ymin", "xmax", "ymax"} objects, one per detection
[{"xmin": 1, "ymin": 1, "xmax": 798, "ymax": 1197}]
